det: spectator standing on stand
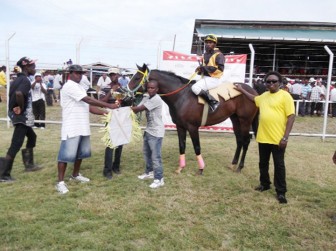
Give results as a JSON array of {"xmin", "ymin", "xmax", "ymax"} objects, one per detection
[{"xmin": 299, "ymin": 78, "xmax": 312, "ymax": 116}]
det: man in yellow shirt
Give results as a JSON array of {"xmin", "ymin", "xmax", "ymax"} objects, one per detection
[
  {"xmin": 235, "ymin": 71, "xmax": 295, "ymax": 204},
  {"xmin": 0, "ymin": 66, "xmax": 6, "ymax": 87}
]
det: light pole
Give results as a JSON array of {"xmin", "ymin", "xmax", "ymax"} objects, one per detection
[
  {"xmin": 76, "ymin": 38, "xmax": 84, "ymax": 64},
  {"xmin": 6, "ymin": 32, "xmax": 16, "ymax": 128}
]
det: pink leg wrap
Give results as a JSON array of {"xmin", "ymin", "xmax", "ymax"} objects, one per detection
[
  {"xmin": 197, "ymin": 155, "xmax": 205, "ymax": 169},
  {"xmin": 179, "ymin": 154, "xmax": 186, "ymax": 168}
]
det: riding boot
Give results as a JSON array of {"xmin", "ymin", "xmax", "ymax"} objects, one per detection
[
  {"xmin": 21, "ymin": 148, "xmax": 42, "ymax": 172},
  {"xmin": 0, "ymin": 157, "xmax": 15, "ymax": 182},
  {"xmin": 198, "ymin": 90, "xmax": 219, "ymax": 112}
]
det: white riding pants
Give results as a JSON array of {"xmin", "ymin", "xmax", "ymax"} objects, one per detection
[{"xmin": 191, "ymin": 76, "xmax": 221, "ymax": 95}]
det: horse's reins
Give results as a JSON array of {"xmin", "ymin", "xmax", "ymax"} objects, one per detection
[
  {"xmin": 159, "ymin": 72, "xmax": 198, "ymax": 97},
  {"xmin": 128, "ymin": 69, "xmax": 197, "ymax": 97}
]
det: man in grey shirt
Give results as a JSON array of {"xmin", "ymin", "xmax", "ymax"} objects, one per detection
[{"xmin": 131, "ymin": 80, "xmax": 165, "ymax": 188}]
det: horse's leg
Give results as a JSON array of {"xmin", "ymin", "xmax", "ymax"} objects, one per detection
[
  {"xmin": 230, "ymin": 115, "xmax": 243, "ymax": 171},
  {"xmin": 175, "ymin": 126, "xmax": 187, "ymax": 174},
  {"xmin": 188, "ymin": 127, "xmax": 204, "ymax": 175},
  {"xmin": 236, "ymin": 122, "xmax": 253, "ymax": 173}
]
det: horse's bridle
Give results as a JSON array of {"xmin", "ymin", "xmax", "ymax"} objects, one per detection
[
  {"xmin": 126, "ymin": 68, "xmax": 197, "ymax": 97},
  {"xmin": 126, "ymin": 69, "xmax": 149, "ymax": 94}
]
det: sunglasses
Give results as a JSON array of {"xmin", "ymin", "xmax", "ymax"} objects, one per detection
[{"xmin": 266, "ymin": 80, "xmax": 278, "ymax": 84}]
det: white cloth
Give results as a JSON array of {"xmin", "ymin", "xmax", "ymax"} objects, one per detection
[
  {"xmin": 31, "ymin": 82, "xmax": 46, "ymax": 102},
  {"xmin": 191, "ymin": 76, "xmax": 221, "ymax": 95},
  {"xmin": 97, "ymin": 76, "xmax": 111, "ymax": 88},
  {"xmin": 54, "ymin": 74, "xmax": 63, "ymax": 90},
  {"xmin": 80, "ymin": 75, "xmax": 91, "ymax": 91},
  {"xmin": 60, "ymin": 79, "xmax": 89, "ymax": 140},
  {"xmin": 108, "ymin": 107, "xmax": 133, "ymax": 147}
]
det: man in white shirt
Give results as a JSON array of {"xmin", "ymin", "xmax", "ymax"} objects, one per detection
[
  {"xmin": 31, "ymin": 73, "xmax": 47, "ymax": 129},
  {"xmin": 55, "ymin": 65, "xmax": 119, "ymax": 195},
  {"xmin": 96, "ymin": 73, "xmax": 111, "ymax": 94}
]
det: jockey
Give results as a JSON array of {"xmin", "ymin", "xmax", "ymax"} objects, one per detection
[{"xmin": 192, "ymin": 34, "xmax": 225, "ymax": 112}]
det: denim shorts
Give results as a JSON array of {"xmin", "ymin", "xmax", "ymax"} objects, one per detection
[{"xmin": 57, "ymin": 136, "xmax": 91, "ymax": 163}]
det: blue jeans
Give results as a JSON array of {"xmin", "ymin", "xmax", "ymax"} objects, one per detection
[
  {"xmin": 57, "ymin": 136, "xmax": 91, "ymax": 163},
  {"xmin": 143, "ymin": 132, "xmax": 163, "ymax": 180}
]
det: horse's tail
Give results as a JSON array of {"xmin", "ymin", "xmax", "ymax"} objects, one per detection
[{"xmin": 251, "ymin": 110, "xmax": 259, "ymax": 138}]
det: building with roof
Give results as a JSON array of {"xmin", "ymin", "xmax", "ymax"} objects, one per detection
[{"xmin": 191, "ymin": 19, "xmax": 336, "ymax": 79}]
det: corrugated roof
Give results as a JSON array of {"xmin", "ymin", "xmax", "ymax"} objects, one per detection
[{"xmin": 196, "ymin": 27, "xmax": 336, "ymax": 42}]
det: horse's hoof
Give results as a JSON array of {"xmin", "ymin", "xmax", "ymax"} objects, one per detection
[
  {"xmin": 175, "ymin": 167, "xmax": 183, "ymax": 174},
  {"xmin": 229, "ymin": 164, "xmax": 236, "ymax": 171}
]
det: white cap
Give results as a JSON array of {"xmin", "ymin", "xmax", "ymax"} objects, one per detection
[
  {"xmin": 34, "ymin": 73, "xmax": 42, "ymax": 77},
  {"xmin": 107, "ymin": 67, "xmax": 120, "ymax": 74},
  {"xmin": 309, "ymin": 77, "xmax": 316, "ymax": 83}
]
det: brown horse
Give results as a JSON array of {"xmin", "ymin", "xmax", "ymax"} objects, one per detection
[{"xmin": 128, "ymin": 64, "xmax": 258, "ymax": 174}]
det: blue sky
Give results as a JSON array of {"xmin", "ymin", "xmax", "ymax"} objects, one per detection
[{"xmin": 1, "ymin": 0, "xmax": 336, "ymax": 70}]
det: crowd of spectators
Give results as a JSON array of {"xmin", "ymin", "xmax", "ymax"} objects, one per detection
[{"xmin": 253, "ymin": 76, "xmax": 336, "ymax": 117}]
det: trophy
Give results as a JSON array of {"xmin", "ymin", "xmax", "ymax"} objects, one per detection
[{"xmin": 111, "ymin": 90, "xmax": 126, "ymax": 104}]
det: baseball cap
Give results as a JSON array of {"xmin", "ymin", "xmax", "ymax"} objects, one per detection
[
  {"xmin": 34, "ymin": 73, "xmax": 42, "ymax": 78},
  {"xmin": 204, "ymin": 34, "xmax": 217, "ymax": 44},
  {"xmin": 107, "ymin": 67, "xmax": 120, "ymax": 75},
  {"xmin": 17, "ymin": 57, "xmax": 37, "ymax": 68},
  {"xmin": 67, "ymin": 64, "xmax": 87, "ymax": 73}
]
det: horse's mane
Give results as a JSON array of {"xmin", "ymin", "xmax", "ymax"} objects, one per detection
[{"xmin": 153, "ymin": 69, "xmax": 196, "ymax": 85}]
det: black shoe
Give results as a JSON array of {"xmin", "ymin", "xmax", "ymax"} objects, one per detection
[
  {"xmin": 277, "ymin": 194, "xmax": 287, "ymax": 204},
  {"xmin": 112, "ymin": 168, "xmax": 121, "ymax": 175},
  {"xmin": 0, "ymin": 176, "xmax": 15, "ymax": 182},
  {"xmin": 255, "ymin": 185, "xmax": 270, "ymax": 192},
  {"xmin": 103, "ymin": 172, "xmax": 113, "ymax": 180}
]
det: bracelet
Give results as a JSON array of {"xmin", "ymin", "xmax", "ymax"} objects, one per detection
[{"xmin": 282, "ymin": 137, "xmax": 288, "ymax": 142}]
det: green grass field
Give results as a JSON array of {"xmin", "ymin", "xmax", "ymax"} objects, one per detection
[{"xmin": 1, "ymin": 87, "xmax": 336, "ymax": 250}]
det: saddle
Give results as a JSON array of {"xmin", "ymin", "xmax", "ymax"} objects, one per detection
[{"xmin": 198, "ymin": 82, "xmax": 242, "ymax": 104}]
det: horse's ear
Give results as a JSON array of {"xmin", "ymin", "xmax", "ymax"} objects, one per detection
[
  {"xmin": 143, "ymin": 63, "xmax": 149, "ymax": 71},
  {"xmin": 136, "ymin": 64, "xmax": 141, "ymax": 70}
]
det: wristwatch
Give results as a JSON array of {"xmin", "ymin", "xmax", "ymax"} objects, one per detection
[{"xmin": 281, "ymin": 137, "xmax": 288, "ymax": 142}]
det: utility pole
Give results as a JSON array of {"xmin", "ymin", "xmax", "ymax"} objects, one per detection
[
  {"xmin": 172, "ymin": 34, "xmax": 176, "ymax": 51},
  {"xmin": 6, "ymin": 32, "xmax": 16, "ymax": 128},
  {"xmin": 76, "ymin": 38, "xmax": 84, "ymax": 64}
]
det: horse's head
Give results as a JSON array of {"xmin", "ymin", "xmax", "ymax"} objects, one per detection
[{"xmin": 127, "ymin": 63, "xmax": 150, "ymax": 94}]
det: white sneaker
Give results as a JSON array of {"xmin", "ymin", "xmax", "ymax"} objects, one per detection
[
  {"xmin": 149, "ymin": 178, "xmax": 164, "ymax": 188},
  {"xmin": 56, "ymin": 181, "xmax": 69, "ymax": 194},
  {"xmin": 138, "ymin": 171, "xmax": 154, "ymax": 180},
  {"xmin": 70, "ymin": 173, "xmax": 90, "ymax": 183}
]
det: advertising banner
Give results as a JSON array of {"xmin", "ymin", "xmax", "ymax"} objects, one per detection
[{"xmin": 160, "ymin": 51, "xmax": 247, "ymax": 132}]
